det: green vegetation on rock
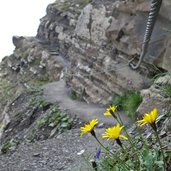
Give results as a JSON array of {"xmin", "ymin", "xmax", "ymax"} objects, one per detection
[
  {"xmin": 0, "ymin": 79, "xmax": 13, "ymax": 100},
  {"xmin": 1, "ymin": 139, "xmax": 19, "ymax": 154},
  {"xmin": 29, "ymin": 94, "xmax": 49, "ymax": 109},
  {"xmin": 36, "ymin": 105, "xmax": 74, "ymax": 131},
  {"xmin": 161, "ymin": 84, "xmax": 171, "ymax": 98},
  {"xmin": 112, "ymin": 91, "xmax": 142, "ymax": 119},
  {"xmin": 70, "ymin": 90, "xmax": 80, "ymax": 100},
  {"xmin": 80, "ymin": 107, "xmax": 170, "ymax": 170}
]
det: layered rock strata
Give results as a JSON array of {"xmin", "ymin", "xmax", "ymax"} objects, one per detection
[{"xmin": 36, "ymin": 0, "xmax": 171, "ymax": 104}]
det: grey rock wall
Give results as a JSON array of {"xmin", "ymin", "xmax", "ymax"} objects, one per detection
[
  {"xmin": 3, "ymin": 0, "xmax": 169, "ymax": 105},
  {"xmin": 35, "ymin": 0, "xmax": 171, "ymax": 104},
  {"xmin": 0, "ymin": 0, "xmax": 171, "ymax": 155}
]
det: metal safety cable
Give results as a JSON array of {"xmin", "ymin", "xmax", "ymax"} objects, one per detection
[{"xmin": 129, "ymin": 0, "xmax": 163, "ymax": 70}]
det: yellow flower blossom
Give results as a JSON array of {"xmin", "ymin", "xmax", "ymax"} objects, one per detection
[
  {"xmin": 137, "ymin": 108, "xmax": 158, "ymax": 126},
  {"xmin": 104, "ymin": 105, "xmax": 117, "ymax": 116},
  {"xmin": 80, "ymin": 119, "xmax": 98, "ymax": 137},
  {"xmin": 102, "ymin": 123, "xmax": 128, "ymax": 140}
]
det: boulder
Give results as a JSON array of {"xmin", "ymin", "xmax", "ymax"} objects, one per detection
[{"xmin": 137, "ymin": 74, "xmax": 171, "ymax": 115}]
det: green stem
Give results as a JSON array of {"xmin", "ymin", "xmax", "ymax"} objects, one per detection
[
  {"xmin": 115, "ymin": 113, "xmax": 141, "ymax": 171},
  {"xmin": 115, "ymin": 113, "xmax": 132, "ymax": 143},
  {"xmin": 135, "ymin": 122, "xmax": 149, "ymax": 151},
  {"xmin": 119, "ymin": 143, "xmax": 125, "ymax": 153},
  {"xmin": 82, "ymin": 154, "xmax": 96, "ymax": 171},
  {"xmin": 93, "ymin": 136, "xmax": 133, "ymax": 170},
  {"xmin": 94, "ymin": 136, "xmax": 108, "ymax": 153},
  {"xmin": 154, "ymin": 130, "xmax": 166, "ymax": 171}
]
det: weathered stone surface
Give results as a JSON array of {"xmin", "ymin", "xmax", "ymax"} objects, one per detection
[
  {"xmin": 160, "ymin": 0, "xmax": 171, "ymax": 21},
  {"xmin": 106, "ymin": 0, "xmax": 171, "ymax": 67},
  {"xmin": 2, "ymin": 0, "xmax": 171, "ymax": 106},
  {"xmin": 158, "ymin": 38, "xmax": 171, "ymax": 71},
  {"xmin": 0, "ymin": 36, "xmax": 66, "ymax": 134},
  {"xmin": 0, "ymin": 103, "xmax": 10, "ymax": 139},
  {"xmin": 137, "ymin": 74, "xmax": 171, "ymax": 115},
  {"xmin": 10, "ymin": 36, "xmax": 64, "ymax": 82},
  {"xmin": 0, "ymin": 1, "xmax": 171, "ymax": 170},
  {"xmin": 35, "ymin": 0, "xmax": 171, "ymax": 104},
  {"xmin": 75, "ymin": 3, "xmax": 112, "ymax": 45}
]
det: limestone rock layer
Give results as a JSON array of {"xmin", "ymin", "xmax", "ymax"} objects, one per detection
[{"xmin": 2, "ymin": 0, "xmax": 171, "ymax": 105}]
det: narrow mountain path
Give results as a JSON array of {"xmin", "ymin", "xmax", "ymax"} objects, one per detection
[
  {"xmin": 42, "ymin": 80, "xmax": 131, "ymax": 126},
  {"xmin": 0, "ymin": 80, "xmax": 131, "ymax": 171}
]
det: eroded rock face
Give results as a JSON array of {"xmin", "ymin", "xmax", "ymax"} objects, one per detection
[
  {"xmin": 106, "ymin": 0, "xmax": 171, "ymax": 68},
  {"xmin": 0, "ymin": 36, "xmax": 66, "ymax": 138},
  {"xmin": 2, "ymin": 0, "xmax": 171, "ymax": 106},
  {"xmin": 37, "ymin": 0, "xmax": 171, "ymax": 69},
  {"xmin": 0, "ymin": 0, "xmax": 170, "ymax": 156},
  {"xmin": 9, "ymin": 36, "xmax": 65, "ymax": 82},
  {"xmin": 160, "ymin": 0, "xmax": 171, "ymax": 21},
  {"xmin": 138, "ymin": 74, "xmax": 171, "ymax": 115},
  {"xmin": 36, "ymin": 0, "xmax": 171, "ymax": 104}
]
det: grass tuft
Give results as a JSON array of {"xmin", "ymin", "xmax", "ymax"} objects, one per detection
[
  {"xmin": 161, "ymin": 84, "xmax": 171, "ymax": 97},
  {"xmin": 112, "ymin": 91, "xmax": 142, "ymax": 118}
]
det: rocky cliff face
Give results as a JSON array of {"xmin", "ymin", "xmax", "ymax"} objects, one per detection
[
  {"xmin": 0, "ymin": 36, "xmax": 62, "ymax": 123},
  {"xmin": 0, "ymin": 0, "xmax": 170, "ymax": 115},
  {"xmin": 0, "ymin": 0, "xmax": 171, "ymax": 167},
  {"xmin": 0, "ymin": 34, "xmax": 73, "ymax": 143},
  {"xmin": 0, "ymin": 0, "xmax": 171, "ymax": 132},
  {"xmin": 1, "ymin": 0, "xmax": 170, "ymax": 107},
  {"xmin": 36, "ymin": 0, "xmax": 171, "ymax": 104}
]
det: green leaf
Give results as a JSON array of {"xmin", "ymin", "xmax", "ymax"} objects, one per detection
[{"xmin": 61, "ymin": 123, "xmax": 69, "ymax": 128}]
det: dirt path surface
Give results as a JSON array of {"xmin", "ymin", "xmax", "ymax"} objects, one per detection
[
  {"xmin": 42, "ymin": 80, "xmax": 131, "ymax": 126},
  {"xmin": 0, "ymin": 80, "xmax": 131, "ymax": 171},
  {"xmin": 0, "ymin": 128, "xmax": 105, "ymax": 171}
]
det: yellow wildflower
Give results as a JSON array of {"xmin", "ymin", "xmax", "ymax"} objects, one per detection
[
  {"xmin": 102, "ymin": 123, "xmax": 128, "ymax": 140},
  {"xmin": 137, "ymin": 108, "xmax": 158, "ymax": 126},
  {"xmin": 80, "ymin": 119, "xmax": 98, "ymax": 137},
  {"xmin": 104, "ymin": 105, "xmax": 117, "ymax": 117}
]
